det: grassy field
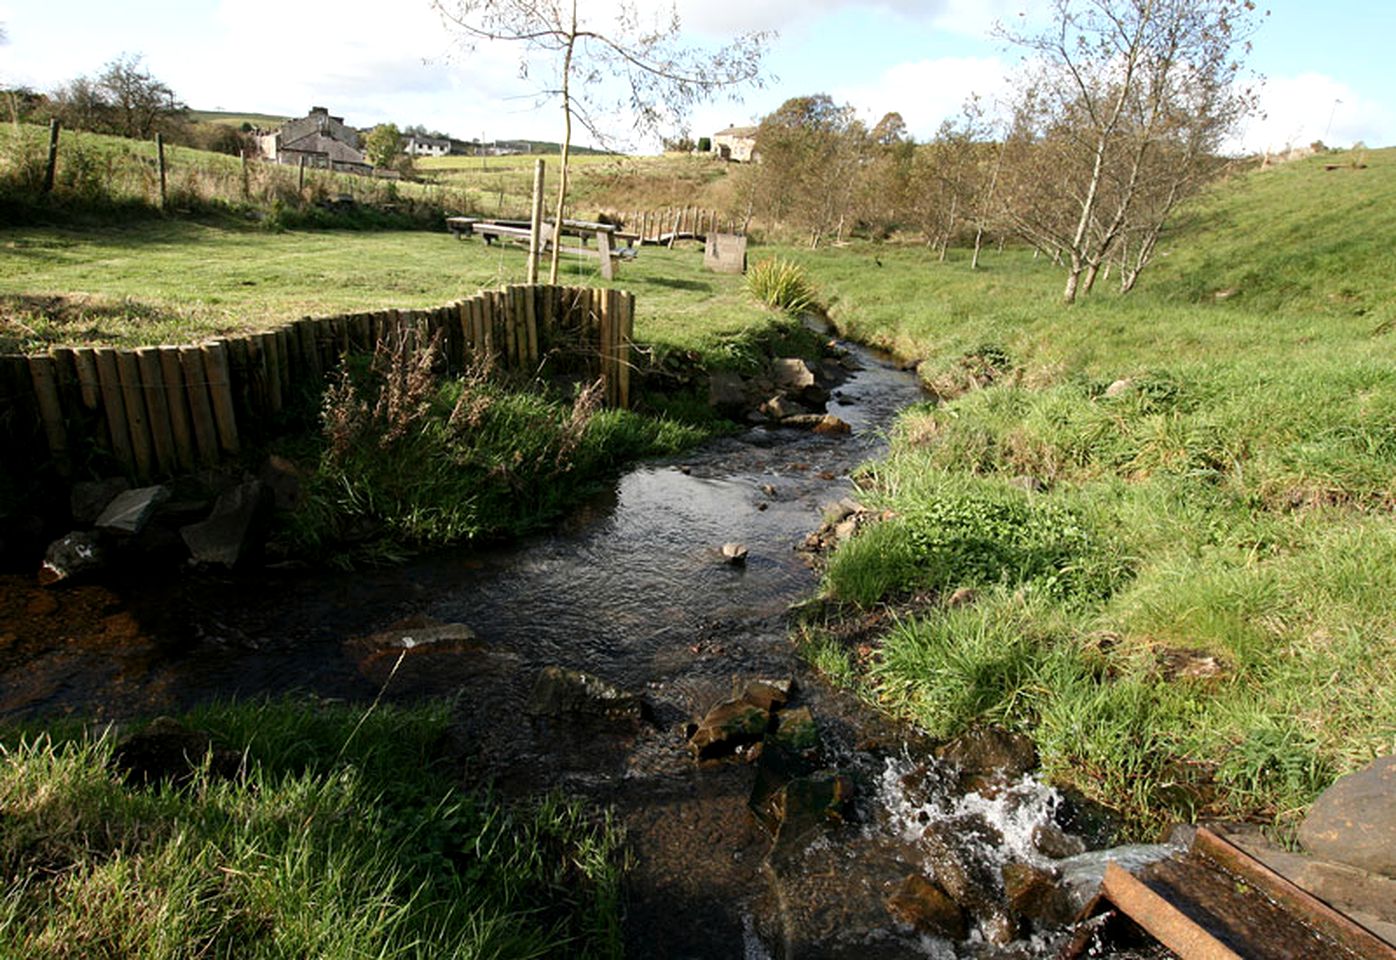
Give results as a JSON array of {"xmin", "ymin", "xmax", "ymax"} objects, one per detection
[
  {"xmin": 0, "ymin": 221, "xmax": 773, "ymax": 361},
  {"xmin": 0, "ymin": 700, "xmax": 624, "ymax": 958},
  {"xmin": 786, "ymin": 147, "xmax": 1396, "ymax": 835}
]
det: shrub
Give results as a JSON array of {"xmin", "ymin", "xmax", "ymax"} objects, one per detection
[{"xmin": 746, "ymin": 257, "xmax": 819, "ymax": 314}]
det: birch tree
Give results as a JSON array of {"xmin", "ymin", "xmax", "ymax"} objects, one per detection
[
  {"xmin": 434, "ymin": 0, "xmax": 769, "ymax": 283},
  {"xmin": 1000, "ymin": 0, "xmax": 1261, "ymax": 302}
]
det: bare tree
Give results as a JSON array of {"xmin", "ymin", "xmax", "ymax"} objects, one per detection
[
  {"xmin": 434, "ymin": 0, "xmax": 769, "ymax": 283},
  {"xmin": 50, "ymin": 53, "xmax": 186, "ymax": 140},
  {"xmin": 1000, "ymin": 0, "xmax": 1261, "ymax": 302}
]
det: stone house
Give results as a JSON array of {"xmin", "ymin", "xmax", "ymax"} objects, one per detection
[
  {"xmin": 257, "ymin": 107, "xmax": 372, "ymax": 174},
  {"xmin": 711, "ymin": 125, "xmax": 759, "ymax": 163},
  {"xmin": 404, "ymin": 135, "xmax": 451, "ymax": 157}
]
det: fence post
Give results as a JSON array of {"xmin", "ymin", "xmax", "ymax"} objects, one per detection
[
  {"xmin": 527, "ymin": 158, "xmax": 546, "ymax": 284},
  {"xmin": 156, "ymin": 133, "xmax": 167, "ymax": 209},
  {"xmin": 43, "ymin": 119, "xmax": 60, "ymax": 194},
  {"xmin": 298, "ymin": 155, "xmax": 306, "ymax": 192}
]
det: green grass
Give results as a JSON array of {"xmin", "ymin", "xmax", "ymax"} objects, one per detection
[
  {"xmin": 793, "ymin": 147, "xmax": 1396, "ymax": 835},
  {"xmin": 0, "ymin": 220, "xmax": 775, "ymax": 364},
  {"xmin": 0, "ymin": 699, "xmax": 624, "ymax": 959}
]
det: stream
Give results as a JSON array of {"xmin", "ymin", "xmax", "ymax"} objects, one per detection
[{"xmin": 0, "ymin": 331, "xmax": 1156, "ymax": 958}]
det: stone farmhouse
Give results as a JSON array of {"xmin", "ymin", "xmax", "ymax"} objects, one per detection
[
  {"xmin": 404, "ymin": 135, "xmax": 451, "ymax": 157},
  {"xmin": 711, "ymin": 125, "xmax": 758, "ymax": 163},
  {"xmin": 257, "ymin": 107, "xmax": 372, "ymax": 174}
]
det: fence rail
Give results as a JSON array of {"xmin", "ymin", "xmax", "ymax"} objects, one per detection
[
  {"xmin": 608, "ymin": 207, "xmax": 741, "ymax": 244},
  {"xmin": 1, "ymin": 284, "xmax": 634, "ymax": 484}
]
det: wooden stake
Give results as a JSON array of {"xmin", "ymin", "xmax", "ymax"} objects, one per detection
[
  {"xmin": 156, "ymin": 133, "xmax": 167, "ymax": 209},
  {"xmin": 597, "ymin": 287, "xmax": 613, "ymax": 406},
  {"xmin": 179, "ymin": 345, "xmax": 220, "ymax": 466},
  {"xmin": 135, "ymin": 347, "xmax": 176, "ymax": 475},
  {"xmin": 618, "ymin": 291, "xmax": 633, "ymax": 410},
  {"xmin": 43, "ymin": 119, "xmax": 59, "ymax": 194},
  {"xmin": 159, "ymin": 347, "xmax": 196, "ymax": 471},
  {"xmin": 93, "ymin": 348, "xmax": 135, "ymax": 474},
  {"xmin": 27, "ymin": 353, "xmax": 70, "ymax": 475},
  {"xmin": 202, "ymin": 341, "xmax": 241, "ymax": 455},
  {"xmin": 527, "ymin": 158, "xmax": 546, "ymax": 284},
  {"xmin": 524, "ymin": 285, "xmax": 539, "ymax": 368},
  {"xmin": 72, "ymin": 347, "xmax": 101, "ymax": 410},
  {"xmin": 115, "ymin": 350, "xmax": 154, "ymax": 481}
]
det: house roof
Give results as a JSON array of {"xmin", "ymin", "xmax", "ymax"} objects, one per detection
[{"xmin": 714, "ymin": 126, "xmax": 758, "ymax": 138}]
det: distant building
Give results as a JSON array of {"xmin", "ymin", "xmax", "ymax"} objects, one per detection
[
  {"xmin": 711, "ymin": 125, "xmax": 759, "ymax": 163},
  {"xmin": 257, "ymin": 107, "xmax": 372, "ymax": 174},
  {"xmin": 404, "ymin": 135, "xmax": 451, "ymax": 157}
]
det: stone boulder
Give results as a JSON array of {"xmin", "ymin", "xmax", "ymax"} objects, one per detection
[
  {"xmin": 733, "ymin": 677, "xmax": 794, "ymax": 712},
  {"xmin": 96, "ymin": 485, "xmax": 171, "ymax": 536},
  {"xmin": 707, "ymin": 369, "xmax": 749, "ymax": 417},
  {"xmin": 1002, "ymin": 861, "xmax": 1074, "ymax": 929},
  {"xmin": 1300, "ymin": 755, "xmax": 1396, "ymax": 878},
  {"xmin": 70, "ymin": 477, "xmax": 131, "ymax": 525},
  {"xmin": 528, "ymin": 665, "xmax": 648, "ymax": 723},
  {"xmin": 920, "ymin": 812, "xmax": 1006, "ymax": 915},
  {"xmin": 769, "ymin": 771, "xmax": 855, "ymax": 858},
  {"xmin": 886, "ymin": 874, "xmax": 968, "ymax": 940},
  {"xmin": 687, "ymin": 697, "xmax": 771, "ymax": 760},
  {"xmin": 38, "ymin": 531, "xmax": 105, "ymax": 586},
  {"xmin": 772, "ymin": 358, "xmax": 817, "ymax": 392},
  {"xmin": 180, "ymin": 479, "xmax": 274, "ymax": 568},
  {"xmin": 935, "ymin": 726, "xmax": 1038, "ymax": 796}
]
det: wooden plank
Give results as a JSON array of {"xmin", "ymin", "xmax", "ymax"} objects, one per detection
[
  {"xmin": 159, "ymin": 347, "xmax": 196, "ymax": 471},
  {"xmin": 1194, "ymin": 829, "xmax": 1396, "ymax": 960},
  {"xmin": 27, "ymin": 353, "xmax": 70, "ymax": 475},
  {"xmin": 135, "ymin": 347, "xmax": 176, "ymax": 475},
  {"xmin": 503, "ymin": 287, "xmax": 519, "ymax": 368},
  {"xmin": 49, "ymin": 347, "xmax": 81, "ymax": 427},
  {"xmin": 275, "ymin": 327, "xmax": 292, "ymax": 399},
  {"xmin": 202, "ymin": 341, "xmax": 241, "ymax": 455},
  {"xmin": 115, "ymin": 350, "xmax": 155, "ymax": 481},
  {"xmin": 225, "ymin": 336, "xmax": 252, "ymax": 421},
  {"xmin": 243, "ymin": 333, "xmax": 265, "ymax": 415},
  {"xmin": 297, "ymin": 319, "xmax": 322, "ymax": 383},
  {"xmin": 179, "ymin": 346, "xmax": 220, "ymax": 466},
  {"xmin": 72, "ymin": 347, "xmax": 101, "ymax": 410},
  {"xmin": 1100, "ymin": 862, "xmax": 1242, "ymax": 960},
  {"xmin": 92, "ymin": 348, "xmax": 135, "ymax": 474}
]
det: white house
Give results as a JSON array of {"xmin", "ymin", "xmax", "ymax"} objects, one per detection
[
  {"xmin": 711, "ymin": 125, "xmax": 759, "ymax": 163},
  {"xmin": 404, "ymin": 135, "xmax": 451, "ymax": 157}
]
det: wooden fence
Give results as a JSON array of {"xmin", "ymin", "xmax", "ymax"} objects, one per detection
[
  {"xmin": 609, "ymin": 207, "xmax": 742, "ymax": 244},
  {"xmin": 1, "ymin": 284, "xmax": 634, "ymax": 484}
]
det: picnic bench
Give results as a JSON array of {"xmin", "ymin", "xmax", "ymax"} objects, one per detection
[{"xmin": 445, "ymin": 217, "xmax": 634, "ymax": 280}]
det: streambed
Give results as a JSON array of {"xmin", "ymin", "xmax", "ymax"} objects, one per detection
[{"xmin": 0, "ymin": 333, "xmax": 1154, "ymax": 958}]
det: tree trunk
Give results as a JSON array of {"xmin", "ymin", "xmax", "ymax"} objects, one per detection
[
  {"xmin": 548, "ymin": 4, "xmax": 578, "ymax": 286},
  {"xmin": 1062, "ymin": 253, "xmax": 1083, "ymax": 304}
]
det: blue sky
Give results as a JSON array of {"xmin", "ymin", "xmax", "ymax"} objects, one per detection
[{"xmin": 1, "ymin": 0, "xmax": 1392, "ymax": 154}]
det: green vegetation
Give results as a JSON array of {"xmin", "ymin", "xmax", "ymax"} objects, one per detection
[
  {"xmin": 794, "ymin": 148, "xmax": 1396, "ymax": 835},
  {"xmin": 283, "ymin": 337, "xmax": 706, "ymax": 564},
  {"xmin": 0, "ymin": 699, "xmax": 623, "ymax": 959},
  {"xmin": 745, "ymin": 257, "xmax": 818, "ymax": 314}
]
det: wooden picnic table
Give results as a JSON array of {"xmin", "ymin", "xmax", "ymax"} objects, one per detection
[{"xmin": 446, "ymin": 217, "xmax": 632, "ymax": 280}]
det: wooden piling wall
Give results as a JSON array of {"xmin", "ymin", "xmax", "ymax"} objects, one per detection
[{"xmin": 2, "ymin": 285, "xmax": 635, "ymax": 483}]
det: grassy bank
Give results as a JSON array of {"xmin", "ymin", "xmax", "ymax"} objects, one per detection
[
  {"xmin": 0, "ymin": 699, "xmax": 623, "ymax": 959},
  {"xmin": 789, "ymin": 148, "xmax": 1396, "ymax": 835}
]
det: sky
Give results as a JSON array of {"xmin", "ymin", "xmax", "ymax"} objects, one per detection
[{"xmin": 1, "ymin": 0, "xmax": 1393, "ymax": 155}]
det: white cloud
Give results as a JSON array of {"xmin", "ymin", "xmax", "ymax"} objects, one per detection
[
  {"xmin": 1239, "ymin": 72, "xmax": 1396, "ymax": 153},
  {"xmin": 672, "ymin": 0, "xmax": 1025, "ymax": 39},
  {"xmin": 833, "ymin": 55, "xmax": 1011, "ymax": 140}
]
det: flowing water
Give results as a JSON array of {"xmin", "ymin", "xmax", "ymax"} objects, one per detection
[{"xmin": 0, "ymin": 333, "xmax": 1146, "ymax": 957}]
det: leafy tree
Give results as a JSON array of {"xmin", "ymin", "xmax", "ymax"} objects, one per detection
[
  {"xmin": 999, "ymin": 0, "xmax": 1262, "ymax": 302},
  {"xmin": 50, "ymin": 54, "xmax": 186, "ymax": 140},
  {"xmin": 364, "ymin": 123, "xmax": 404, "ymax": 168},
  {"xmin": 434, "ymin": 0, "xmax": 769, "ymax": 282}
]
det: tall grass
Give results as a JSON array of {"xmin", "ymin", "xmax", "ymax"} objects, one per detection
[
  {"xmin": 0, "ymin": 699, "xmax": 624, "ymax": 959},
  {"xmin": 795, "ymin": 148, "xmax": 1396, "ymax": 835}
]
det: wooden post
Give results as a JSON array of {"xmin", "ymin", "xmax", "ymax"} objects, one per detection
[
  {"xmin": 135, "ymin": 347, "xmax": 176, "ymax": 475},
  {"xmin": 27, "ymin": 354, "xmax": 70, "ymax": 475},
  {"xmin": 524, "ymin": 285, "xmax": 539, "ymax": 368},
  {"xmin": 202, "ymin": 341, "xmax": 240, "ymax": 455},
  {"xmin": 596, "ymin": 288, "xmax": 612, "ymax": 406},
  {"xmin": 43, "ymin": 119, "xmax": 60, "ymax": 195},
  {"xmin": 527, "ymin": 158, "xmax": 546, "ymax": 284},
  {"xmin": 156, "ymin": 133, "xmax": 167, "ymax": 209},
  {"xmin": 115, "ymin": 350, "xmax": 155, "ymax": 481},
  {"xmin": 298, "ymin": 155, "xmax": 306, "ymax": 192},
  {"xmin": 597, "ymin": 229, "xmax": 615, "ymax": 281},
  {"xmin": 71, "ymin": 347, "xmax": 101, "ymax": 410},
  {"xmin": 179, "ymin": 346, "xmax": 220, "ymax": 467},
  {"xmin": 92, "ymin": 348, "xmax": 135, "ymax": 474},
  {"xmin": 159, "ymin": 347, "xmax": 196, "ymax": 471},
  {"xmin": 618, "ymin": 291, "xmax": 633, "ymax": 410}
]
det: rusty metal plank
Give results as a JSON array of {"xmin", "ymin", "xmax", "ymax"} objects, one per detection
[{"xmin": 1101, "ymin": 861, "xmax": 1243, "ymax": 960}]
